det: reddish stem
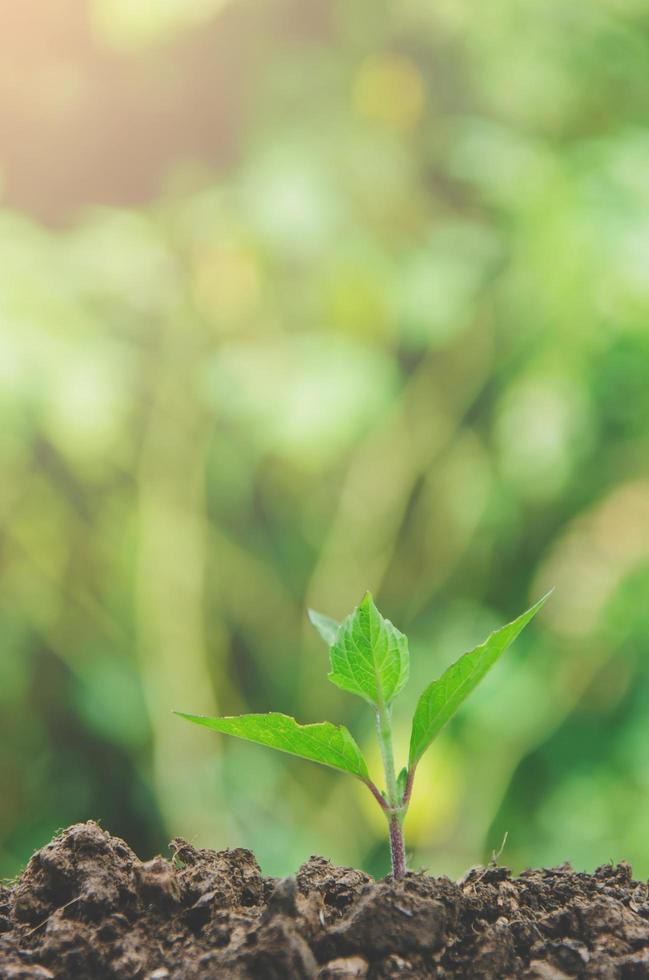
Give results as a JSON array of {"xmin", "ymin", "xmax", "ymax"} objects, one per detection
[
  {"xmin": 389, "ymin": 815, "xmax": 406, "ymax": 877},
  {"xmin": 364, "ymin": 779, "xmax": 388, "ymax": 811},
  {"xmin": 402, "ymin": 766, "xmax": 415, "ymax": 806}
]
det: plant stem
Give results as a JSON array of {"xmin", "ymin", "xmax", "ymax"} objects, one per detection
[
  {"xmin": 403, "ymin": 766, "xmax": 415, "ymax": 806},
  {"xmin": 364, "ymin": 778, "xmax": 388, "ymax": 811},
  {"xmin": 375, "ymin": 700, "xmax": 407, "ymax": 877},
  {"xmin": 389, "ymin": 815, "xmax": 406, "ymax": 878}
]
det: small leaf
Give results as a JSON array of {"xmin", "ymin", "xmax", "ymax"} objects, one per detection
[
  {"xmin": 396, "ymin": 767, "xmax": 409, "ymax": 800},
  {"xmin": 308, "ymin": 609, "xmax": 340, "ymax": 646},
  {"xmin": 329, "ymin": 592, "xmax": 409, "ymax": 707},
  {"xmin": 175, "ymin": 711, "xmax": 370, "ymax": 781},
  {"xmin": 408, "ymin": 592, "xmax": 552, "ymax": 768}
]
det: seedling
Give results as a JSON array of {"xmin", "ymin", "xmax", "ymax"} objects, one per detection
[{"xmin": 176, "ymin": 591, "xmax": 550, "ymax": 877}]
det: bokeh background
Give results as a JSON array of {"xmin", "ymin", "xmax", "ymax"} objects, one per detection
[{"xmin": 2, "ymin": 0, "xmax": 649, "ymax": 882}]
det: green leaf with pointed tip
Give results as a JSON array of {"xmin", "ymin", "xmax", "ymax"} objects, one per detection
[
  {"xmin": 308, "ymin": 609, "xmax": 340, "ymax": 646},
  {"xmin": 328, "ymin": 592, "xmax": 409, "ymax": 707},
  {"xmin": 396, "ymin": 767, "xmax": 409, "ymax": 801},
  {"xmin": 408, "ymin": 592, "xmax": 552, "ymax": 768},
  {"xmin": 175, "ymin": 711, "xmax": 370, "ymax": 781}
]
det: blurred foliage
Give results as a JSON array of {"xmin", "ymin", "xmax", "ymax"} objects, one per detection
[{"xmin": 2, "ymin": 0, "xmax": 649, "ymax": 881}]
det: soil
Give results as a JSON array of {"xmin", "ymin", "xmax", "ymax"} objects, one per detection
[{"xmin": 1, "ymin": 823, "xmax": 649, "ymax": 979}]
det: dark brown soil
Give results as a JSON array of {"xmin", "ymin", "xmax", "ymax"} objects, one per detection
[{"xmin": 2, "ymin": 823, "xmax": 649, "ymax": 979}]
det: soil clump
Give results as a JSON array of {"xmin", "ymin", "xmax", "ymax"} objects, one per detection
[{"xmin": 1, "ymin": 822, "xmax": 648, "ymax": 978}]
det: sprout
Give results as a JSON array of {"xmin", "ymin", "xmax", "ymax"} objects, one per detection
[{"xmin": 177, "ymin": 591, "xmax": 550, "ymax": 876}]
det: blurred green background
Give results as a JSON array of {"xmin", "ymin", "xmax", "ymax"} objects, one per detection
[{"xmin": 2, "ymin": 0, "xmax": 649, "ymax": 882}]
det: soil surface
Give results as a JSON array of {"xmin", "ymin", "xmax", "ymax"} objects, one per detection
[{"xmin": 1, "ymin": 823, "xmax": 649, "ymax": 979}]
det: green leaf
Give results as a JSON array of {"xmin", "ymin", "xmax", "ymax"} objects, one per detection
[
  {"xmin": 308, "ymin": 608, "xmax": 340, "ymax": 646},
  {"xmin": 174, "ymin": 711, "xmax": 370, "ymax": 781},
  {"xmin": 396, "ymin": 766, "xmax": 409, "ymax": 800},
  {"xmin": 408, "ymin": 592, "xmax": 552, "ymax": 768},
  {"xmin": 328, "ymin": 592, "xmax": 409, "ymax": 707}
]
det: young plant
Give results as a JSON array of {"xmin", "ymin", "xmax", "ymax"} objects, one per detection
[{"xmin": 176, "ymin": 591, "xmax": 550, "ymax": 877}]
